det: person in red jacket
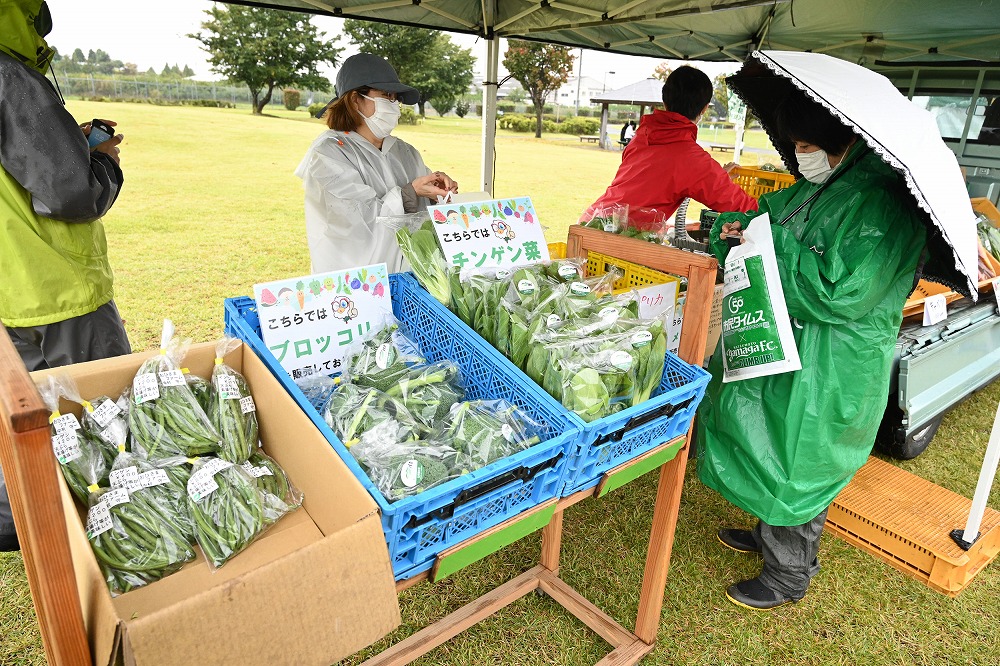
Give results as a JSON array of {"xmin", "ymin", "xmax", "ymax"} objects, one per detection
[{"xmin": 582, "ymin": 66, "xmax": 757, "ymax": 224}]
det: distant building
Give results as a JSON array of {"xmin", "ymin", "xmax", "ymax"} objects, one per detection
[{"xmin": 554, "ymin": 76, "xmax": 604, "ymax": 108}]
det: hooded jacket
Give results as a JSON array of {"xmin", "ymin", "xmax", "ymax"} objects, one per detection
[
  {"xmin": 0, "ymin": 0, "xmax": 123, "ymax": 328},
  {"xmin": 584, "ymin": 109, "xmax": 757, "ymax": 221}
]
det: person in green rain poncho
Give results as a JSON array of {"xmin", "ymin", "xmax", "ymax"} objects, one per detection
[{"xmin": 697, "ymin": 94, "xmax": 927, "ymax": 610}]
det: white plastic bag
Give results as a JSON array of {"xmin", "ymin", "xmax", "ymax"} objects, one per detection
[{"xmin": 721, "ymin": 214, "xmax": 802, "ymax": 382}]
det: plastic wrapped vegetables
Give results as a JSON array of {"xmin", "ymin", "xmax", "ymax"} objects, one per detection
[
  {"xmin": 80, "ymin": 394, "xmax": 130, "ymax": 473},
  {"xmin": 187, "ymin": 458, "xmax": 267, "ymax": 569},
  {"xmin": 38, "ymin": 375, "xmax": 109, "ymax": 503},
  {"xmin": 183, "ymin": 369, "xmax": 214, "ymax": 414},
  {"xmin": 544, "ymin": 335, "xmax": 639, "ymax": 422},
  {"xmin": 439, "ymin": 400, "xmax": 542, "ymax": 471},
  {"xmin": 109, "ymin": 449, "xmax": 195, "ymax": 543},
  {"xmin": 397, "ymin": 219, "xmax": 451, "ymax": 306},
  {"xmin": 86, "ymin": 486, "xmax": 195, "ymax": 594},
  {"xmin": 130, "ymin": 320, "xmax": 221, "ymax": 459},
  {"xmin": 386, "ymin": 361, "xmax": 464, "ymax": 428},
  {"xmin": 346, "ymin": 323, "xmax": 426, "ymax": 392},
  {"xmin": 241, "ymin": 451, "xmax": 303, "ymax": 523},
  {"xmin": 209, "ymin": 338, "xmax": 259, "ymax": 463},
  {"xmin": 325, "ymin": 384, "xmax": 423, "ymax": 444},
  {"xmin": 350, "ymin": 423, "xmax": 458, "ymax": 502}
]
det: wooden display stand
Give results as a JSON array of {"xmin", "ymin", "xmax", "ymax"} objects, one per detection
[
  {"xmin": 0, "ymin": 226, "xmax": 716, "ymax": 665},
  {"xmin": 364, "ymin": 226, "xmax": 717, "ymax": 665}
]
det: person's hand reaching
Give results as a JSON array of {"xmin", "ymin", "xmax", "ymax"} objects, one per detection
[{"xmin": 412, "ymin": 171, "xmax": 458, "ymax": 199}]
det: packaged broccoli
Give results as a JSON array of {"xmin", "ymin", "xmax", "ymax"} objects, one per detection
[
  {"xmin": 345, "ymin": 322, "xmax": 426, "ymax": 393},
  {"xmin": 186, "ymin": 457, "xmax": 268, "ymax": 569},
  {"xmin": 385, "ymin": 361, "xmax": 465, "ymax": 428},
  {"xmin": 241, "ymin": 450, "xmax": 303, "ymax": 524},
  {"xmin": 324, "ymin": 384, "xmax": 424, "ymax": 445},
  {"xmin": 209, "ymin": 337, "xmax": 259, "ymax": 463},
  {"xmin": 350, "ymin": 426, "xmax": 458, "ymax": 502},
  {"xmin": 109, "ymin": 449, "xmax": 195, "ymax": 544},
  {"xmin": 438, "ymin": 400, "xmax": 544, "ymax": 472},
  {"xmin": 38, "ymin": 375, "xmax": 109, "ymax": 504},
  {"xmin": 129, "ymin": 320, "xmax": 222, "ymax": 459},
  {"xmin": 86, "ymin": 485, "xmax": 196, "ymax": 595}
]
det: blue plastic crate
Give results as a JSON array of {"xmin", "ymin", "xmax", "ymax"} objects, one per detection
[
  {"xmin": 394, "ymin": 273, "xmax": 711, "ymax": 497},
  {"xmin": 224, "ymin": 275, "xmax": 577, "ymax": 581}
]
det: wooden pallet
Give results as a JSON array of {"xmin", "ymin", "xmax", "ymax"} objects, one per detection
[{"xmin": 825, "ymin": 457, "xmax": 1000, "ymax": 596}]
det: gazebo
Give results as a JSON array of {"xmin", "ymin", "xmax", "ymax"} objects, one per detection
[{"xmin": 590, "ymin": 79, "xmax": 664, "ymax": 150}]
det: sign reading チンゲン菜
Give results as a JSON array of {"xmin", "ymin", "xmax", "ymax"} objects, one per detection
[{"xmin": 427, "ymin": 197, "xmax": 550, "ymax": 271}]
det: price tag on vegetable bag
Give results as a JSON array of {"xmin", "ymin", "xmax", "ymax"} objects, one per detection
[
  {"xmin": 133, "ymin": 373, "xmax": 160, "ymax": 404},
  {"xmin": 427, "ymin": 196, "xmax": 549, "ymax": 272},
  {"xmin": 51, "ymin": 413, "xmax": 81, "ymax": 434},
  {"xmin": 136, "ymin": 469, "xmax": 169, "ymax": 489},
  {"xmin": 187, "ymin": 459, "xmax": 233, "ymax": 501},
  {"xmin": 90, "ymin": 398, "xmax": 121, "ymax": 429},
  {"xmin": 109, "ymin": 466, "xmax": 140, "ymax": 490},
  {"xmin": 215, "ymin": 374, "xmax": 241, "ymax": 399},
  {"xmin": 254, "ymin": 263, "xmax": 392, "ymax": 382},
  {"xmin": 241, "ymin": 461, "xmax": 273, "ymax": 478},
  {"xmin": 51, "ymin": 432, "xmax": 82, "ymax": 464},
  {"xmin": 158, "ymin": 369, "xmax": 186, "ymax": 387},
  {"xmin": 85, "ymin": 502, "xmax": 113, "ymax": 539},
  {"xmin": 239, "ymin": 396, "xmax": 256, "ymax": 414}
]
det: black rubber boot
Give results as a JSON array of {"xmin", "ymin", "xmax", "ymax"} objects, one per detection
[
  {"xmin": 725, "ymin": 577, "xmax": 804, "ymax": 610},
  {"xmin": 0, "ymin": 533, "xmax": 19, "ymax": 553},
  {"xmin": 718, "ymin": 528, "xmax": 762, "ymax": 554}
]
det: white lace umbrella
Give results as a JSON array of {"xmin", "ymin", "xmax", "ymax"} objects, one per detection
[{"xmin": 727, "ymin": 50, "xmax": 979, "ymax": 298}]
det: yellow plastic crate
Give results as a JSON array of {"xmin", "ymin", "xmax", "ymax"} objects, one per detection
[
  {"xmin": 586, "ymin": 251, "xmax": 680, "ymax": 296},
  {"xmin": 731, "ymin": 166, "xmax": 796, "ymax": 199}
]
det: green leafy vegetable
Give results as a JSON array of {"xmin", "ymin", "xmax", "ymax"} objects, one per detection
[{"xmin": 397, "ymin": 219, "xmax": 451, "ymax": 305}]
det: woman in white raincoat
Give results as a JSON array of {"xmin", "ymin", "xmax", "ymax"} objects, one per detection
[{"xmin": 296, "ymin": 53, "xmax": 458, "ymax": 273}]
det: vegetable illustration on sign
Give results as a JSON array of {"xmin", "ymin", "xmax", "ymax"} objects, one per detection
[{"xmin": 259, "ymin": 289, "xmax": 277, "ymax": 307}]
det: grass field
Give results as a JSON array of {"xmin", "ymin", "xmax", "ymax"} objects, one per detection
[{"xmin": 1, "ymin": 102, "xmax": 998, "ymax": 666}]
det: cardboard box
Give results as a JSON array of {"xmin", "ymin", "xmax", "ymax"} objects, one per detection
[{"xmin": 34, "ymin": 341, "xmax": 400, "ymax": 666}]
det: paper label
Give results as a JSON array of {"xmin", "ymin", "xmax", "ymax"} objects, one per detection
[
  {"xmin": 159, "ymin": 369, "xmax": 186, "ymax": 387},
  {"xmin": 239, "ymin": 396, "xmax": 256, "ymax": 414},
  {"xmin": 599, "ymin": 306, "xmax": 619, "ymax": 324},
  {"xmin": 558, "ymin": 264, "xmax": 579, "ymax": 279},
  {"xmin": 375, "ymin": 343, "xmax": 397, "ymax": 370},
  {"xmin": 399, "ymin": 459, "xmax": 424, "ymax": 488},
  {"xmin": 101, "ymin": 488, "xmax": 130, "ymax": 508},
  {"xmin": 86, "ymin": 502, "xmax": 113, "ymax": 539},
  {"xmin": 637, "ymin": 281, "xmax": 679, "ymax": 320},
  {"xmin": 52, "ymin": 432, "xmax": 82, "ymax": 464},
  {"xmin": 631, "ymin": 330, "xmax": 653, "ymax": 347},
  {"xmin": 215, "ymin": 374, "xmax": 241, "ymax": 400},
  {"xmin": 495, "ymin": 269, "xmax": 511, "ymax": 280},
  {"xmin": 187, "ymin": 458, "xmax": 233, "ymax": 500},
  {"xmin": 517, "ymin": 279, "xmax": 536, "ymax": 295},
  {"xmin": 133, "ymin": 373, "xmax": 160, "ymax": 404},
  {"xmin": 610, "ymin": 350, "xmax": 634, "ymax": 371},
  {"xmin": 241, "ymin": 461, "xmax": 273, "ymax": 478},
  {"xmin": 570, "ymin": 282, "xmax": 591, "ymax": 296},
  {"xmin": 501, "ymin": 423, "xmax": 516, "ymax": 443},
  {"xmin": 90, "ymin": 399, "xmax": 121, "ymax": 429},
  {"xmin": 136, "ymin": 469, "xmax": 170, "ymax": 489},
  {"xmin": 546, "ymin": 314, "xmax": 562, "ymax": 328},
  {"xmin": 52, "ymin": 413, "xmax": 81, "ymax": 434},
  {"xmin": 109, "ymin": 466, "xmax": 139, "ymax": 490},
  {"xmin": 724, "ymin": 256, "xmax": 752, "ymax": 292},
  {"xmin": 603, "ymin": 222, "xmax": 618, "ymax": 233},
  {"xmin": 923, "ymin": 294, "xmax": 948, "ymax": 326},
  {"xmin": 99, "ymin": 424, "xmax": 125, "ymax": 448}
]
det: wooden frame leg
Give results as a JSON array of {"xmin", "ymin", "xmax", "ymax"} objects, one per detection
[
  {"xmin": 540, "ymin": 508, "xmax": 564, "ymax": 573},
  {"xmin": 633, "ymin": 441, "xmax": 690, "ymax": 643}
]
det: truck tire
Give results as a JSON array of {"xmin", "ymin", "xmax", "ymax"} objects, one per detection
[{"xmin": 874, "ymin": 394, "xmax": 943, "ymax": 460}]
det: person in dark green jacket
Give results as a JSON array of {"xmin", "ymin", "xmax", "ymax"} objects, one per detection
[
  {"xmin": 697, "ymin": 94, "xmax": 927, "ymax": 609},
  {"xmin": 0, "ymin": 0, "xmax": 129, "ymax": 553}
]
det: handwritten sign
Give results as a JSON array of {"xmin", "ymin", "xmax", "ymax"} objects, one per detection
[
  {"xmin": 254, "ymin": 263, "xmax": 391, "ymax": 380},
  {"xmin": 427, "ymin": 196, "xmax": 549, "ymax": 272},
  {"xmin": 922, "ymin": 293, "xmax": 948, "ymax": 326},
  {"xmin": 637, "ymin": 280, "xmax": 679, "ymax": 320}
]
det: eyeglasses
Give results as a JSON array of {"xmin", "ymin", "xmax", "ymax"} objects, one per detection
[{"xmin": 368, "ymin": 89, "xmax": 399, "ymax": 103}]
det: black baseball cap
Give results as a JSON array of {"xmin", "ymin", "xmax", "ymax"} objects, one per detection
[{"xmin": 315, "ymin": 53, "xmax": 419, "ymax": 118}]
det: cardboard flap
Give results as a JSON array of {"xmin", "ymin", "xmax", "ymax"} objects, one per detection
[{"xmin": 122, "ymin": 516, "xmax": 399, "ymax": 666}]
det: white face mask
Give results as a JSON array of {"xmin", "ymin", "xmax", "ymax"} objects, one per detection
[
  {"xmin": 796, "ymin": 148, "xmax": 834, "ymax": 184},
  {"xmin": 360, "ymin": 94, "xmax": 401, "ymax": 139}
]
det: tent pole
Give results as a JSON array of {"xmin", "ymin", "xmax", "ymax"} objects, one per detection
[
  {"xmin": 480, "ymin": 35, "xmax": 500, "ymax": 196},
  {"xmin": 599, "ymin": 103, "xmax": 609, "ymax": 150},
  {"xmin": 959, "ymin": 402, "xmax": 1000, "ymax": 545}
]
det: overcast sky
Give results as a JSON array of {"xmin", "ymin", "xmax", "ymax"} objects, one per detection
[{"xmin": 46, "ymin": 0, "xmax": 739, "ymax": 90}]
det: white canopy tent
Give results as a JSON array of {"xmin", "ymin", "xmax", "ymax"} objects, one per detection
[{"xmin": 224, "ymin": 0, "xmax": 1000, "ymax": 192}]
